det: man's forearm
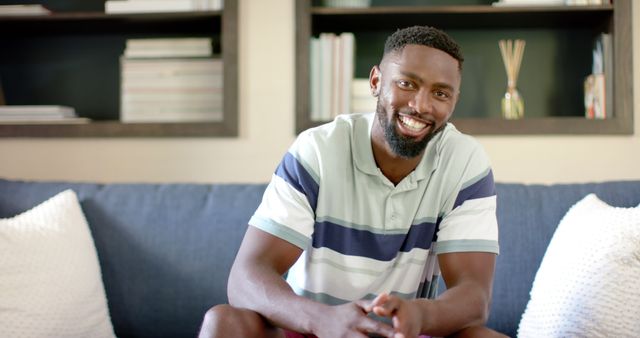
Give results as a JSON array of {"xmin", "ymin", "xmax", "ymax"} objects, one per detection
[
  {"xmin": 416, "ymin": 281, "xmax": 490, "ymax": 336},
  {"xmin": 227, "ymin": 264, "xmax": 326, "ymax": 334}
]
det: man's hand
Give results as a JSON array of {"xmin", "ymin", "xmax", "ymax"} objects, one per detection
[
  {"xmin": 369, "ymin": 293, "xmax": 422, "ymax": 338},
  {"xmin": 312, "ymin": 300, "xmax": 395, "ymax": 338}
]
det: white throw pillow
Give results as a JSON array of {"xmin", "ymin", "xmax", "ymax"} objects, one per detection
[
  {"xmin": 0, "ymin": 190, "xmax": 116, "ymax": 338},
  {"xmin": 518, "ymin": 193, "xmax": 640, "ymax": 337}
]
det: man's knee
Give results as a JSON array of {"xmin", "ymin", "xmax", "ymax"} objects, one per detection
[
  {"xmin": 449, "ymin": 326, "xmax": 509, "ymax": 338},
  {"xmin": 199, "ymin": 304, "xmax": 281, "ymax": 338}
]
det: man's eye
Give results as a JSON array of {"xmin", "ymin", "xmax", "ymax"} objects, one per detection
[
  {"xmin": 435, "ymin": 90, "xmax": 450, "ymax": 99},
  {"xmin": 398, "ymin": 80, "xmax": 413, "ymax": 89}
]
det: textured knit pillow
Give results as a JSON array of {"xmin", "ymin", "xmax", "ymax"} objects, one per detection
[
  {"xmin": 0, "ymin": 190, "xmax": 116, "ymax": 338},
  {"xmin": 518, "ymin": 193, "xmax": 640, "ymax": 337}
]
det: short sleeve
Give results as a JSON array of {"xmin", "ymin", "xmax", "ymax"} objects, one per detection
[
  {"xmin": 434, "ymin": 142, "xmax": 499, "ymax": 255},
  {"xmin": 248, "ymin": 133, "xmax": 320, "ymax": 249}
]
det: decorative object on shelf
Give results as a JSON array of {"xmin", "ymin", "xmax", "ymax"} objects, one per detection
[
  {"xmin": 584, "ymin": 33, "xmax": 611, "ymax": 119},
  {"xmin": 499, "ymin": 39, "xmax": 526, "ymax": 120},
  {"xmin": 322, "ymin": 0, "xmax": 371, "ymax": 8},
  {"xmin": 584, "ymin": 75, "xmax": 605, "ymax": 120}
]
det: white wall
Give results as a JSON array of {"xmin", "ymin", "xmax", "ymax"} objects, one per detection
[{"xmin": 0, "ymin": 0, "xmax": 638, "ymax": 184}]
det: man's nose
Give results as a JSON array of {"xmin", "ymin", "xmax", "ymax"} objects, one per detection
[{"xmin": 410, "ymin": 90, "xmax": 433, "ymax": 115}]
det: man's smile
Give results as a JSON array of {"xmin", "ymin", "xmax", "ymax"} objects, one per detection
[{"xmin": 397, "ymin": 113, "xmax": 433, "ymax": 138}]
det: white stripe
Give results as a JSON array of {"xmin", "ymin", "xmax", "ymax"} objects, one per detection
[
  {"xmin": 253, "ymin": 174, "xmax": 315, "ymax": 240},
  {"xmin": 287, "ymin": 247, "xmax": 431, "ymax": 300},
  {"xmin": 438, "ymin": 195, "xmax": 498, "ymax": 242}
]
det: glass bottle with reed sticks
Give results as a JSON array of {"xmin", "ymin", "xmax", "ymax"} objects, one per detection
[{"xmin": 499, "ymin": 39, "xmax": 525, "ymax": 119}]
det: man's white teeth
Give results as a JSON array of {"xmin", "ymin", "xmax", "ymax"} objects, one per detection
[{"xmin": 399, "ymin": 115, "xmax": 427, "ymax": 131}]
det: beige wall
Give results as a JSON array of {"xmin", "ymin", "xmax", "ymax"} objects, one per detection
[{"xmin": 0, "ymin": 0, "xmax": 638, "ymax": 184}]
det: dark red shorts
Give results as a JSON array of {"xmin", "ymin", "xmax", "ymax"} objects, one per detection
[
  {"xmin": 283, "ymin": 330, "xmax": 316, "ymax": 338},
  {"xmin": 283, "ymin": 330, "xmax": 430, "ymax": 338}
]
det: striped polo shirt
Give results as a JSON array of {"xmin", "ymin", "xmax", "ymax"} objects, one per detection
[{"xmin": 249, "ymin": 112, "xmax": 499, "ymax": 305}]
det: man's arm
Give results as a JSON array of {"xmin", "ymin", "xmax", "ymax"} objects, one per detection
[
  {"xmin": 429, "ymin": 251, "xmax": 497, "ymax": 335},
  {"xmin": 370, "ymin": 251, "xmax": 499, "ymax": 337},
  {"xmin": 228, "ymin": 226, "xmax": 394, "ymax": 337}
]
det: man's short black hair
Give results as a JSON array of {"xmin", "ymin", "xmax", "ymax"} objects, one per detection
[{"xmin": 383, "ymin": 26, "xmax": 464, "ymax": 70}]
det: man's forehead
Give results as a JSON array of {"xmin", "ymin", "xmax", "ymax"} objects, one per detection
[{"xmin": 381, "ymin": 44, "xmax": 460, "ymax": 72}]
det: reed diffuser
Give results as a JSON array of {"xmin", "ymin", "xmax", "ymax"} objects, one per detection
[{"xmin": 499, "ymin": 39, "xmax": 526, "ymax": 119}]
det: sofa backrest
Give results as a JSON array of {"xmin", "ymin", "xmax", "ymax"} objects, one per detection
[
  {"xmin": 2, "ymin": 179, "xmax": 639, "ymax": 338},
  {"xmin": 0, "ymin": 180, "xmax": 267, "ymax": 338}
]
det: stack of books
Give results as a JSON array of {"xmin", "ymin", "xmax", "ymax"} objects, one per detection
[
  {"xmin": 0, "ymin": 105, "xmax": 88, "ymax": 124},
  {"xmin": 120, "ymin": 37, "xmax": 224, "ymax": 123},
  {"xmin": 492, "ymin": 0, "xmax": 606, "ymax": 5},
  {"xmin": 0, "ymin": 4, "xmax": 51, "ymax": 16},
  {"xmin": 322, "ymin": 0, "xmax": 371, "ymax": 7},
  {"xmin": 492, "ymin": 0, "xmax": 563, "ymax": 6},
  {"xmin": 309, "ymin": 32, "xmax": 355, "ymax": 122},
  {"xmin": 105, "ymin": 0, "xmax": 223, "ymax": 14},
  {"xmin": 351, "ymin": 79, "xmax": 376, "ymax": 114}
]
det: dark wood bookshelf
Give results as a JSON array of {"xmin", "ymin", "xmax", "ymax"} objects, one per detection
[
  {"xmin": 0, "ymin": 121, "xmax": 234, "ymax": 138},
  {"xmin": 0, "ymin": 0, "xmax": 238, "ymax": 138},
  {"xmin": 0, "ymin": 11, "xmax": 224, "ymax": 36},
  {"xmin": 311, "ymin": 5, "xmax": 614, "ymax": 29},
  {"xmin": 295, "ymin": 0, "xmax": 633, "ymax": 135}
]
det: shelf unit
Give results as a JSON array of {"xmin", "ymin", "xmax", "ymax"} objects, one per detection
[
  {"xmin": 295, "ymin": 0, "xmax": 633, "ymax": 135},
  {"xmin": 0, "ymin": 1, "xmax": 237, "ymax": 137}
]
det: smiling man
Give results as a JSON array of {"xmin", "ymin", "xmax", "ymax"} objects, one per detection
[{"xmin": 199, "ymin": 26, "xmax": 506, "ymax": 338}]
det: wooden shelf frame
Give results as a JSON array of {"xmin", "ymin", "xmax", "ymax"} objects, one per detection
[
  {"xmin": 295, "ymin": 1, "xmax": 633, "ymax": 135},
  {"xmin": 0, "ymin": 1, "xmax": 238, "ymax": 138}
]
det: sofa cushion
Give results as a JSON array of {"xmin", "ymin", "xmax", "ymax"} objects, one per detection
[
  {"xmin": 518, "ymin": 194, "xmax": 640, "ymax": 337},
  {"xmin": 488, "ymin": 181, "xmax": 640, "ymax": 337},
  {"xmin": 0, "ymin": 189, "xmax": 115, "ymax": 338},
  {"xmin": 0, "ymin": 179, "xmax": 268, "ymax": 338}
]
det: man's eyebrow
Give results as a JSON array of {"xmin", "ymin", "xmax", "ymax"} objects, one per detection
[
  {"xmin": 398, "ymin": 70, "xmax": 455, "ymax": 92},
  {"xmin": 432, "ymin": 82, "xmax": 455, "ymax": 92},
  {"xmin": 398, "ymin": 70, "xmax": 422, "ymax": 82}
]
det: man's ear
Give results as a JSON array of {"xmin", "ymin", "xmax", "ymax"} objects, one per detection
[{"xmin": 369, "ymin": 65, "xmax": 381, "ymax": 97}]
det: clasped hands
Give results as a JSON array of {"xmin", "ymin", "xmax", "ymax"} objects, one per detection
[{"xmin": 312, "ymin": 293, "xmax": 423, "ymax": 338}]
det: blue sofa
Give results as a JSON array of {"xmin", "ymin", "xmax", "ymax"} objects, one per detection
[{"xmin": 1, "ymin": 178, "xmax": 639, "ymax": 337}]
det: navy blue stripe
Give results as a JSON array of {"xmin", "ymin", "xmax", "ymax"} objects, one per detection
[
  {"xmin": 275, "ymin": 152, "xmax": 319, "ymax": 211},
  {"xmin": 312, "ymin": 221, "xmax": 437, "ymax": 261},
  {"xmin": 453, "ymin": 170, "xmax": 496, "ymax": 209}
]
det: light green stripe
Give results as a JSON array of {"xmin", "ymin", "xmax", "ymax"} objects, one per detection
[
  {"xmin": 433, "ymin": 239, "xmax": 499, "ymax": 255},
  {"xmin": 249, "ymin": 215, "xmax": 309, "ymax": 250},
  {"xmin": 308, "ymin": 256, "xmax": 427, "ymax": 277},
  {"xmin": 461, "ymin": 167, "xmax": 492, "ymax": 190},
  {"xmin": 413, "ymin": 216, "xmax": 439, "ymax": 224},
  {"xmin": 291, "ymin": 285, "xmax": 419, "ymax": 306},
  {"xmin": 316, "ymin": 216, "xmax": 411, "ymax": 235}
]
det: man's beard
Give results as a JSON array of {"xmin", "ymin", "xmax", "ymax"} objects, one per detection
[{"xmin": 375, "ymin": 100, "xmax": 446, "ymax": 159}]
